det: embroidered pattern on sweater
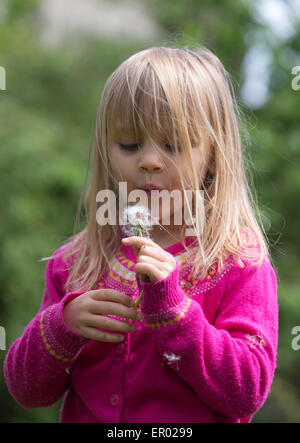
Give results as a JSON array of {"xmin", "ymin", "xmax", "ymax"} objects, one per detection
[
  {"xmin": 93, "ymin": 247, "xmax": 229, "ymax": 296},
  {"xmin": 179, "ymin": 255, "xmax": 236, "ymax": 298},
  {"xmin": 91, "ymin": 246, "xmax": 196, "ymax": 292},
  {"xmin": 90, "ymin": 248, "xmax": 234, "ymax": 327},
  {"xmin": 145, "ymin": 296, "xmax": 193, "ymax": 328},
  {"xmin": 90, "ymin": 229, "xmax": 260, "ymax": 327},
  {"xmin": 40, "ymin": 310, "xmax": 73, "ymax": 362}
]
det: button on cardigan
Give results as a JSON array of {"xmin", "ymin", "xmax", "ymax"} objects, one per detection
[{"xmin": 4, "ymin": 229, "xmax": 278, "ymax": 423}]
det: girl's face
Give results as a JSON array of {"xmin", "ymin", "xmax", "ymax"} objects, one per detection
[{"xmin": 108, "ymin": 133, "xmax": 209, "ymax": 226}]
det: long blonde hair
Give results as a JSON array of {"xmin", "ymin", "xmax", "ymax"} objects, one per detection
[{"xmin": 47, "ymin": 45, "xmax": 271, "ymax": 293}]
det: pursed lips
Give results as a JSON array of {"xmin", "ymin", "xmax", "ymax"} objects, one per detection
[{"xmin": 139, "ymin": 184, "xmax": 164, "ymax": 191}]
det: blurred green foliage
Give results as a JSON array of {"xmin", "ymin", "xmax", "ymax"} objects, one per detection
[{"xmin": 1, "ymin": 0, "xmax": 299, "ymax": 423}]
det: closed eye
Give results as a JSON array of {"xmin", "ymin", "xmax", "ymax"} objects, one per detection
[
  {"xmin": 119, "ymin": 143, "xmax": 140, "ymax": 151},
  {"xmin": 119, "ymin": 143, "xmax": 181, "ymax": 153},
  {"xmin": 165, "ymin": 144, "xmax": 181, "ymax": 153}
]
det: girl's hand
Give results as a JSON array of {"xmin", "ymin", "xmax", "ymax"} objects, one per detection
[
  {"xmin": 122, "ymin": 236, "xmax": 177, "ymax": 282},
  {"xmin": 63, "ymin": 289, "xmax": 142, "ymax": 342}
]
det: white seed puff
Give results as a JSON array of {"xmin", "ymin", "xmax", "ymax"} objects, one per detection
[{"xmin": 120, "ymin": 205, "xmax": 153, "ymax": 238}]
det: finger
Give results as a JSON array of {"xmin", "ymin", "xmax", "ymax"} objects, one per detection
[
  {"xmin": 91, "ymin": 289, "xmax": 134, "ymax": 308},
  {"xmin": 137, "ymin": 254, "xmax": 162, "ymax": 268},
  {"xmin": 122, "ymin": 237, "xmax": 163, "ymax": 262},
  {"xmin": 137, "ymin": 245, "xmax": 168, "ymax": 262},
  {"xmin": 122, "ymin": 236, "xmax": 157, "ymax": 250},
  {"xmin": 85, "ymin": 314, "xmax": 137, "ymax": 333},
  {"xmin": 137, "ymin": 247, "xmax": 177, "ymax": 275},
  {"xmin": 82, "ymin": 327, "xmax": 125, "ymax": 343},
  {"xmin": 134, "ymin": 262, "xmax": 164, "ymax": 281},
  {"xmin": 88, "ymin": 300, "xmax": 140, "ymax": 321}
]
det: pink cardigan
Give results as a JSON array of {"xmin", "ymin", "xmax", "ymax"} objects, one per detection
[{"xmin": 4, "ymin": 229, "xmax": 278, "ymax": 423}]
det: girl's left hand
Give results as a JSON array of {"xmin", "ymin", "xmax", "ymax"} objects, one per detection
[{"xmin": 121, "ymin": 236, "xmax": 177, "ymax": 282}]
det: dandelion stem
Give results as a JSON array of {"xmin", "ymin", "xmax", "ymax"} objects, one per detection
[
  {"xmin": 134, "ymin": 289, "xmax": 143, "ymax": 307},
  {"xmin": 128, "ymin": 231, "xmax": 144, "ymax": 317},
  {"xmin": 122, "ymin": 205, "xmax": 150, "ymax": 323}
]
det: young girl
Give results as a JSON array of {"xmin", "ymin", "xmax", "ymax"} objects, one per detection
[{"xmin": 4, "ymin": 46, "xmax": 278, "ymax": 423}]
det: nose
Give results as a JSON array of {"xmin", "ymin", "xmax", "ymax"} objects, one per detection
[{"xmin": 138, "ymin": 142, "xmax": 164, "ymax": 174}]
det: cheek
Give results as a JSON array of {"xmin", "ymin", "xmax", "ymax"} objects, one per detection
[
  {"xmin": 184, "ymin": 150, "xmax": 206, "ymax": 186},
  {"xmin": 109, "ymin": 150, "xmax": 132, "ymax": 180},
  {"xmin": 109, "ymin": 160, "xmax": 121, "ymax": 180},
  {"xmin": 172, "ymin": 163, "xmax": 193, "ymax": 189}
]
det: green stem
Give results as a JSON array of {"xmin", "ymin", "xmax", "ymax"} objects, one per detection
[
  {"xmin": 134, "ymin": 289, "xmax": 143, "ymax": 308},
  {"xmin": 125, "ymin": 229, "xmax": 144, "ymax": 323}
]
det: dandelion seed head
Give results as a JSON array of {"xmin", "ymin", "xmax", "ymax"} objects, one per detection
[{"xmin": 120, "ymin": 205, "xmax": 153, "ymax": 238}]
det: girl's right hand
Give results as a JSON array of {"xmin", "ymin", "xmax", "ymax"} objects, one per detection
[{"xmin": 63, "ymin": 289, "xmax": 142, "ymax": 343}]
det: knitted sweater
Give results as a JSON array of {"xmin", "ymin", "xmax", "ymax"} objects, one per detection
[{"xmin": 4, "ymin": 229, "xmax": 278, "ymax": 423}]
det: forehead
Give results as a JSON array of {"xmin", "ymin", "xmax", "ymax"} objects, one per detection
[
  {"xmin": 106, "ymin": 62, "xmax": 203, "ymax": 146},
  {"xmin": 110, "ymin": 100, "xmax": 175, "ymax": 143},
  {"xmin": 109, "ymin": 110, "xmax": 202, "ymax": 149}
]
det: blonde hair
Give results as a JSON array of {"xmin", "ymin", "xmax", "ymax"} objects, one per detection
[{"xmin": 48, "ymin": 45, "xmax": 271, "ymax": 293}]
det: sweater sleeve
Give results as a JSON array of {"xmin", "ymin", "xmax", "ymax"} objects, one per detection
[
  {"xmin": 3, "ymin": 248, "xmax": 89, "ymax": 409},
  {"xmin": 136, "ymin": 257, "xmax": 278, "ymax": 420}
]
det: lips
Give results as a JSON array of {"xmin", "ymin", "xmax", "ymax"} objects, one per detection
[{"xmin": 139, "ymin": 184, "xmax": 163, "ymax": 191}]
